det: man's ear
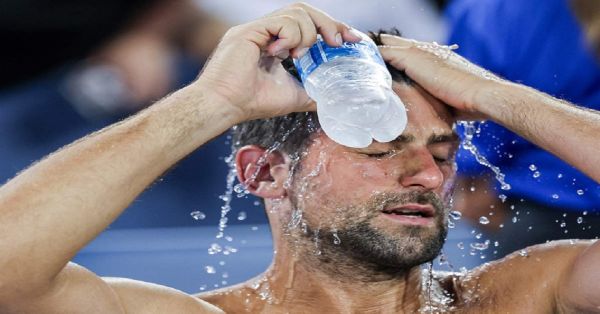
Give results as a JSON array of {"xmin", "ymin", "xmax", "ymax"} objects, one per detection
[{"xmin": 235, "ymin": 145, "xmax": 289, "ymax": 199}]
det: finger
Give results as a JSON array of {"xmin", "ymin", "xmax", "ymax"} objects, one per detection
[
  {"xmin": 281, "ymin": 7, "xmax": 318, "ymax": 58},
  {"xmin": 289, "ymin": 3, "xmax": 361, "ymax": 46},
  {"xmin": 260, "ymin": 15, "xmax": 303, "ymax": 56},
  {"xmin": 379, "ymin": 45, "xmax": 416, "ymax": 72},
  {"xmin": 379, "ymin": 33, "xmax": 419, "ymax": 48},
  {"xmin": 297, "ymin": 98, "xmax": 317, "ymax": 113},
  {"xmin": 341, "ymin": 24, "xmax": 363, "ymax": 42}
]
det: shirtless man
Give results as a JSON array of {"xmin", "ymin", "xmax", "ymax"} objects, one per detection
[{"xmin": 1, "ymin": 3, "xmax": 599, "ymax": 313}]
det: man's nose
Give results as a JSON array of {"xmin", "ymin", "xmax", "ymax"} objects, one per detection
[{"xmin": 399, "ymin": 149, "xmax": 444, "ymax": 190}]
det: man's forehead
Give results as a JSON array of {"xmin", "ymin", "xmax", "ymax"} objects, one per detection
[{"xmin": 391, "ymin": 81, "xmax": 454, "ymax": 124}]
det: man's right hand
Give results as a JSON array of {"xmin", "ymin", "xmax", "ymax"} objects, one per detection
[{"xmin": 196, "ymin": 2, "xmax": 361, "ymax": 122}]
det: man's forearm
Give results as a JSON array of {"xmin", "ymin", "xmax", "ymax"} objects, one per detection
[
  {"xmin": 0, "ymin": 83, "xmax": 240, "ymax": 297},
  {"xmin": 478, "ymin": 81, "xmax": 600, "ymax": 183}
]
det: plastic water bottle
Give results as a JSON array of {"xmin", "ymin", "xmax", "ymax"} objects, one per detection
[{"xmin": 293, "ymin": 32, "xmax": 407, "ymax": 148}]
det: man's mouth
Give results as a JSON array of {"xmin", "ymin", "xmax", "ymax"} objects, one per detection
[{"xmin": 380, "ymin": 204, "xmax": 435, "ymax": 226}]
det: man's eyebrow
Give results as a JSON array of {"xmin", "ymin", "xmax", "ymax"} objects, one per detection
[
  {"xmin": 390, "ymin": 134, "xmax": 416, "ymax": 144},
  {"xmin": 428, "ymin": 132, "xmax": 460, "ymax": 145}
]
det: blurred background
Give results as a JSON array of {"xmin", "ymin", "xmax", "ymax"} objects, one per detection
[{"xmin": 1, "ymin": 0, "xmax": 598, "ymax": 294}]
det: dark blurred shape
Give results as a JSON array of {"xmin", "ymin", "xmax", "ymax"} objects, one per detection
[
  {"xmin": 0, "ymin": 0, "xmax": 161, "ymax": 89},
  {"xmin": 570, "ymin": 0, "xmax": 600, "ymax": 55},
  {"xmin": 429, "ymin": 0, "xmax": 449, "ymax": 11}
]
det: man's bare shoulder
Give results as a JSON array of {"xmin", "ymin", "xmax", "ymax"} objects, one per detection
[
  {"xmin": 440, "ymin": 240, "xmax": 595, "ymax": 312},
  {"xmin": 195, "ymin": 281, "xmax": 264, "ymax": 313},
  {"xmin": 104, "ymin": 277, "xmax": 224, "ymax": 314}
]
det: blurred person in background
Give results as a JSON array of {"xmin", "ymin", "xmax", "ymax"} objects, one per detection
[
  {"xmin": 0, "ymin": 0, "xmax": 236, "ymax": 232},
  {"xmin": 445, "ymin": 0, "xmax": 600, "ymax": 261},
  {"xmin": 197, "ymin": 0, "xmax": 447, "ymax": 42}
]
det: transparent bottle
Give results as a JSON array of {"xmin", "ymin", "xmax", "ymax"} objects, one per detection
[{"xmin": 294, "ymin": 32, "xmax": 407, "ymax": 148}]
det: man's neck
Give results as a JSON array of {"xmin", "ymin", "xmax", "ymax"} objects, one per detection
[{"xmin": 253, "ymin": 243, "xmax": 426, "ymax": 313}]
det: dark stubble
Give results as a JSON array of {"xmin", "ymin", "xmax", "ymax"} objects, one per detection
[{"xmin": 288, "ymin": 190, "xmax": 449, "ymax": 280}]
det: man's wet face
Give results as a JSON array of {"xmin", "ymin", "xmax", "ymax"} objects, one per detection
[{"xmin": 285, "ymin": 83, "xmax": 458, "ymax": 271}]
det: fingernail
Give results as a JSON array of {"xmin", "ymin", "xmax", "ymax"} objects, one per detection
[
  {"xmin": 335, "ymin": 33, "xmax": 343, "ymax": 46},
  {"xmin": 276, "ymin": 50, "xmax": 290, "ymax": 60},
  {"xmin": 349, "ymin": 28, "xmax": 363, "ymax": 41}
]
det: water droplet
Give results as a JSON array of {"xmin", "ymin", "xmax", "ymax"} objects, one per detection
[
  {"xmin": 237, "ymin": 211, "xmax": 247, "ymax": 221},
  {"xmin": 577, "ymin": 217, "xmax": 583, "ymax": 224},
  {"xmin": 222, "ymin": 272, "xmax": 229, "ymax": 278},
  {"xmin": 470, "ymin": 240, "xmax": 490, "ymax": 251},
  {"xmin": 560, "ymin": 222, "xmax": 566, "ymax": 228},
  {"xmin": 498, "ymin": 194, "xmax": 507, "ymax": 203},
  {"xmin": 251, "ymin": 226, "xmax": 259, "ymax": 231},
  {"xmin": 253, "ymin": 200, "xmax": 261, "ymax": 206},
  {"xmin": 519, "ymin": 249, "xmax": 529, "ymax": 257},
  {"xmin": 557, "ymin": 173, "xmax": 563, "ymax": 178},
  {"xmin": 457, "ymin": 242, "xmax": 464, "ymax": 250},
  {"xmin": 499, "ymin": 223, "xmax": 504, "ymax": 228},
  {"xmin": 224, "ymin": 245, "xmax": 238, "ymax": 254},
  {"xmin": 448, "ymin": 220, "xmax": 455, "ymax": 229},
  {"xmin": 199, "ymin": 285, "xmax": 207, "ymax": 291},
  {"xmin": 469, "ymin": 186, "xmax": 476, "ymax": 192},
  {"xmin": 219, "ymin": 260, "xmax": 226, "ymax": 266},
  {"xmin": 205, "ymin": 265, "xmax": 216, "ymax": 274},
  {"xmin": 190, "ymin": 211, "xmax": 206, "ymax": 220},
  {"xmin": 479, "ymin": 216, "xmax": 490, "ymax": 225},
  {"xmin": 583, "ymin": 211, "xmax": 588, "ymax": 216},
  {"xmin": 233, "ymin": 183, "xmax": 245, "ymax": 194},
  {"xmin": 449, "ymin": 210, "xmax": 462, "ymax": 220},
  {"xmin": 512, "ymin": 217, "xmax": 518, "ymax": 223},
  {"xmin": 552, "ymin": 194, "xmax": 559, "ymax": 199},
  {"xmin": 577, "ymin": 189, "xmax": 584, "ymax": 195},
  {"xmin": 208, "ymin": 243, "xmax": 222, "ymax": 255},
  {"xmin": 494, "ymin": 241, "xmax": 499, "ymax": 247},
  {"xmin": 529, "ymin": 164, "xmax": 537, "ymax": 171},
  {"xmin": 333, "ymin": 233, "xmax": 341, "ymax": 245},
  {"xmin": 532, "ymin": 171, "xmax": 540, "ymax": 178},
  {"xmin": 475, "ymin": 233, "xmax": 483, "ymax": 239}
]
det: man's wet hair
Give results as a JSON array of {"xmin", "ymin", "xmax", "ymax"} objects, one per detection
[{"xmin": 232, "ymin": 29, "xmax": 412, "ymax": 156}]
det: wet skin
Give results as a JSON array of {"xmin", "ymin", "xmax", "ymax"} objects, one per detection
[{"xmin": 197, "ymin": 82, "xmax": 595, "ymax": 313}]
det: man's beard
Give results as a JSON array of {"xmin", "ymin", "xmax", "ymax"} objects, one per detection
[{"xmin": 286, "ymin": 190, "xmax": 449, "ymax": 279}]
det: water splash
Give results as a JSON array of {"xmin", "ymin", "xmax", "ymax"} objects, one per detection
[
  {"xmin": 205, "ymin": 265, "xmax": 216, "ymax": 274},
  {"xmin": 458, "ymin": 121, "xmax": 511, "ymax": 191},
  {"xmin": 415, "ymin": 42, "xmax": 459, "ymax": 60},
  {"xmin": 470, "ymin": 240, "xmax": 489, "ymax": 251},
  {"xmin": 332, "ymin": 231, "xmax": 341, "ymax": 245},
  {"xmin": 190, "ymin": 211, "xmax": 206, "ymax": 220},
  {"xmin": 449, "ymin": 210, "xmax": 462, "ymax": 220}
]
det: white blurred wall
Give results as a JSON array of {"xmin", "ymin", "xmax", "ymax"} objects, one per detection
[{"xmin": 196, "ymin": 0, "xmax": 446, "ymax": 42}]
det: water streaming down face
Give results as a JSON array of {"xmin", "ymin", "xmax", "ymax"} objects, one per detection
[{"xmin": 280, "ymin": 133, "xmax": 452, "ymax": 276}]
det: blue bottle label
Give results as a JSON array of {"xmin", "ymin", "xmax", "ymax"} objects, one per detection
[{"xmin": 293, "ymin": 36, "xmax": 385, "ymax": 83}]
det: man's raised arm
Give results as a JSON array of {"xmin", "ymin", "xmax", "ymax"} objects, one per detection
[
  {"xmin": 379, "ymin": 34, "xmax": 600, "ymax": 313},
  {"xmin": 379, "ymin": 35, "xmax": 600, "ymax": 184},
  {"xmin": 0, "ymin": 3, "xmax": 360, "ymax": 312}
]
